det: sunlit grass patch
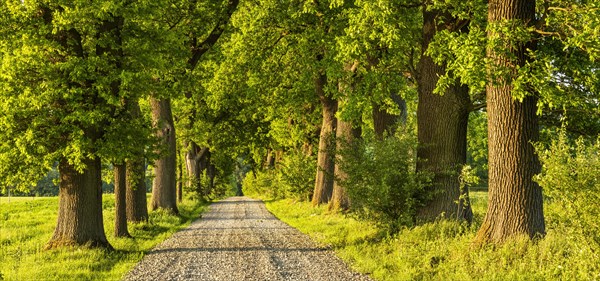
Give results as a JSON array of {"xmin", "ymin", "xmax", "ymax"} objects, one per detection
[
  {"xmin": 264, "ymin": 190, "xmax": 600, "ymax": 281},
  {"xmin": 0, "ymin": 194, "xmax": 206, "ymax": 280}
]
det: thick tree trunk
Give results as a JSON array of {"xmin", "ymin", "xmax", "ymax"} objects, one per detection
[
  {"xmin": 113, "ymin": 164, "xmax": 130, "ymax": 237},
  {"xmin": 311, "ymin": 74, "xmax": 338, "ymax": 206},
  {"xmin": 373, "ymin": 93, "xmax": 407, "ymax": 139},
  {"xmin": 475, "ymin": 0, "xmax": 544, "ymax": 243},
  {"xmin": 416, "ymin": 10, "xmax": 473, "ymax": 223},
  {"xmin": 150, "ymin": 98, "xmax": 178, "ymax": 214},
  {"xmin": 126, "ymin": 157, "xmax": 148, "ymax": 223},
  {"xmin": 46, "ymin": 158, "xmax": 112, "ymax": 249},
  {"xmin": 329, "ymin": 114, "xmax": 361, "ymax": 212}
]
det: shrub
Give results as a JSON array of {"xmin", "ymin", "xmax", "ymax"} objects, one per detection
[
  {"xmin": 341, "ymin": 132, "xmax": 430, "ymax": 232},
  {"xmin": 535, "ymin": 128, "xmax": 600, "ymax": 248},
  {"xmin": 279, "ymin": 152, "xmax": 316, "ymax": 201},
  {"xmin": 242, "ymin": 169, "xmax": 284, "ymax": 199},
  {"xmin": 242, "ymin": 152, "xmax": 316, "ymax": 201}
]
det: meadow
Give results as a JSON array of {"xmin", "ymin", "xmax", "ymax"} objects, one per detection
[
  {"xmin": 0, "ymin": 195, "xmax": 206, "ymax": 280},
  {"xmin": 265, "ymin": 191, "xmax": 600, "ymax": 281}
]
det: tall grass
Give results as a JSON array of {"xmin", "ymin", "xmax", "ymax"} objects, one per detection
[
  {"xmin": 0, "ymin": 194, "xmax": 206, "ymax": 280},
  {"xmin": 265, "ymin": 191, "xmax": 600, "ymax": 281}
]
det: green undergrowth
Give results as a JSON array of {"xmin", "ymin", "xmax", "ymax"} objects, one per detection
[
  {"xmin": 0, "ymin": 194, "xmax": 207, "ymax": 281},
  {"xmin": 264, "ymin": 191, "xmax": 600, "ymax": 281}
]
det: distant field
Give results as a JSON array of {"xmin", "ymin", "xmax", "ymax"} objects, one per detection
[{"xmin": 0, "ymin": 196, "xmax": 54, "ymax": 204}]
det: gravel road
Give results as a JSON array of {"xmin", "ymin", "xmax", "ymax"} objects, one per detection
[{"xmin": 123, "ymin": 196, "xmax": 371, "ymax": 281}]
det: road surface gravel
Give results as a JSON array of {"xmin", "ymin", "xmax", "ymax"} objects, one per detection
[{"xmin": 123, "ymin": 196, "xmax": 371, "ymax": 281}]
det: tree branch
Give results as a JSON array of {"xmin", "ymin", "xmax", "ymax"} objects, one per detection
[{"xmin": 187, "ymin": 0, "xmax": 240, "ymax": 70}]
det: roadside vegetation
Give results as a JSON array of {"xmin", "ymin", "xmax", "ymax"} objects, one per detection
[
  {"xmin": 263, "ymin": 191, "xmax": 599, "ymax": 281},
  {"xmin": 0, "ymin": 195, "xmax": 206, "ymax": 281}
]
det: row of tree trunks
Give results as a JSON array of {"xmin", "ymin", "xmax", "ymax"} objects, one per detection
[
  {"xmin": 475, "ymin": 0, "xmax": 545, "ymax": 243},
  {"xmin": 311, "ymin": 73, "xmax": 338, "ymax": 206},
  {"xmin": 415, "ymin": 9, "xmax": 473, "ymax": 223},
  {"xmin": 150, "ymin": 98, "xmax": 179, "ymax": 214}
]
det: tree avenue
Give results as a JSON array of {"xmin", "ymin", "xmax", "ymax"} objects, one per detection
[{"xmin": 0, "ymin": 0, "xmax": 599, "ymax": 254}]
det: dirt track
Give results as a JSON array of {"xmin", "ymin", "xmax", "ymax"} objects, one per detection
[{"xmin": 123, "ymin": 197, "xmax": 371, "ymax": 281}]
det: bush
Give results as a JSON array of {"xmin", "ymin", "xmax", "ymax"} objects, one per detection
[
  {"xmin": 242, "ymin": 169, "xmax": 284, "ymax": 199},
  {"xmin": 535, "ymin": 128, "xmax": 600, "ymax": 248},
  {"xmin": 279, "ymin": 152, "xmax": 316, "ymax": 201},
  {"xmin": 242, "ymin": 152, "xmax": 316, "ymax": 201},
  {"xmin": 341, "ymin": 132, "xmax": 430, "ymax": 232}
]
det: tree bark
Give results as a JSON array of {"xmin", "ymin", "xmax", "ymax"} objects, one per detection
[
  {"xmin": 265, "ymin": 148, "xmax": 276, "ymax": 169},
  {"xmin": 125, "ymin": 99, "xmax": 148, "ymax": 223},
  {"xmin": 185, "ymin": 141, "xmax": 209, "ymax": 198},
  {"xmin": 416, "ymin": 10, "xmax": 473, "ymax": 223},
  {"xmin": 328, "ymin": 113, "xmax": 361, "ymax": 212},
  {"xmin": 177, "ymin": 149, "xmax": 183, "ymax": 203},
  {"xmin": 311, "ymin": 74, "xmax": 338, "ymax": 206},
  {"xmin": 113, "ymin": 163, "xmax": 130, "ymax": 237},
  {"xmin": 126, "ymin": 157, "xmax": 148, "ymax": 223},
  {"xmin": 150, "ymin": 98, "xmax": 178, "ymax": 214},
  {"xmin": 185, "ymin": 141, "xmax": 201, "ymax": 194},
  {"xmin": 207, "ymin": 163, "xmax": 216, "ymax": 195},
  {"xmin": 46, "ymin": 158, "xmax": 112, "ymax": 249},
  {"xmin": 475, "ymin": 0, "xmax": 545, "ymax": 243}
]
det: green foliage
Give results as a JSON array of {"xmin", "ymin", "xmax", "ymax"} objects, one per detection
[
  {"xmin": 0, "ymin": 0, "xmax": 167, "ymax": 191},
  {"xmin": 535, "ymin": 127, "xmax": 600, "ymax": 248},
  {"xmin": 341, "ymin": 131, "xmax": 429, "ymax": 232},
  {"xmin": 242, "ymin": 152, "xmax": 316, "ymax": 201},
  {"xmin": 466, "ymin": 111, "xmax": 488, "ymax": 186},
  {"xmin": 278, "ymin": 152, "xmax": 317, "ymax": 201},
  {"xmin": 266, "ymin": 191, "xmax": 600, "ymax": 281},
  {"xmin": 0, "ymin": 194, "xmax": 207, "ymax": 280},
  {"xmin": 242, "ymin": 170, "xmax": 282, "ymax": 199}
]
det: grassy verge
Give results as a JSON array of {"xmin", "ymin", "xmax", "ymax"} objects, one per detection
[
  {"xmin": 0, "ymin": 194, "xmax": 207, "ymax": 280},
  {"xmin": 264, "ymin": 191, "xmax": 600, "ymax": 280}
]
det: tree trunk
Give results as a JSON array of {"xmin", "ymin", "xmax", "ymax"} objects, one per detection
[
  {"xmin": 265, "ymin": 148, "xmax": 275, "ymax": 169},
  {"xmin": 311, "ymin": 74, "xmax": 338, "ymax": 206},
  {"xmin": 113, "ymin": 164, "xmax": 130, "ymax": 237},
  {"xmin": 416, "ymin": 10, "xmax": 473, "ymax": 223},
  {"xmin": 329, "ymin": 113, "xmax": 361, "ymax": 212},
  {"xmin": 185, "ymin": 141, "xmax": 209, "ymax": 198},
  {"xmin": 150, "ymin": 98, "xmax": 178, "ymax": 214},
  {"xmin": 475, "ymin": 0, "xmax": 544, "ymax": 243},
  {"xmin": 126, "ymin": 157, "xmax": 148, "ymax": 223},
  {"xmin": 185, "ymin": 141, "xmax": 201, "ymax": 194},
  {"xmin": 177, "ymin": 150, "xmax": 183, "ymax": 203},
  {"xmin": 207, "ymin": 163, "xmax": 216, "ymax": 194},
  {"xmin": 373, "ymin": 92, "xmax": 407, "ymax": 139},
  {"xmin": 125, "ymin": 100, "xmax": 149, "ymax": 223},
  {"xmin": 46, "ymin": 158, "xmax": 112, "ymax": 249}
]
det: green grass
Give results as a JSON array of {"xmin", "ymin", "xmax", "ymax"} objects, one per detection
[
  {"xmin": 0, "ymin": 194, "xmax": 207, "ymax": 281},
  {"xmin": 264, "ymin": 191, "xmax": 600, "ymax": 281}
]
